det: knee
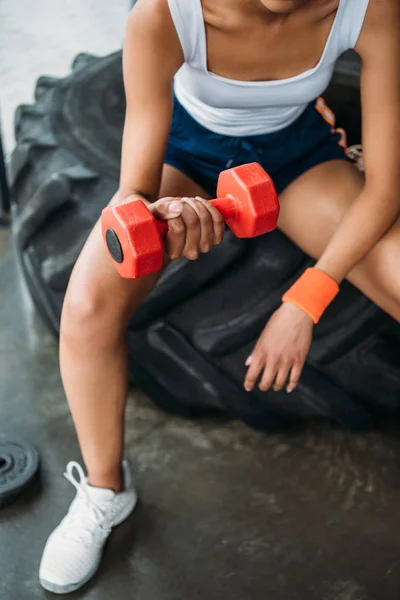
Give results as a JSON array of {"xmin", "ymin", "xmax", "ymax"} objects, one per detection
[
  {"xmin": 351, "ymin": 242, "xmax": 400, "ymax": 322},
  {"xmin": 61, "ymin": 284, "xmax": 101, "ymax": 341},
  {"xmin": 60, "ymin": 278, "xmax": 122, "ymax": 348}
]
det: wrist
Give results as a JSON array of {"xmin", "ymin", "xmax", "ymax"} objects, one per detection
[
  {"xmin": 118, "ymin": 190, "xmax": 152, "ymax": 207},
  {"xmin": 280, "ymin": 300, "xmax": 315, "ymax": 325},
  {"xmin": 314, "ymin": 260, "xmax": 345, "ymax": 285},
  {"xmin": 282, "ymin": 267, "xmax": 339, "ymax": 324}
]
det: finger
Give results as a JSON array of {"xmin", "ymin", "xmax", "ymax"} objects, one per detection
[
  {"xmin": 180, "ymin": 200, "xmax": 201, "ymax": 260},
  {"xmin": 286, "ymin": 358, "xmax": 305, "ymax": 393},
  {"xmin": 244, "ymin": 354, "xmax": 264, "ymax": 392},
  {"xmin": 196, "ymin": 197, "xmax": 225, "ymax": 245},
  {"xmin": 184, "ymin": 198, "xmax": 215, "ymax": 254},
  {"xmin": 273, "ymin": 362, "xmax": 292, "ymax": 392},
  {"xmin": 259, "ymin": 357, "xmax": 279, "ymax": 392},
  {"xmin": 164, "ymin": 216, "xmax": 186, "ymax": 260},
  {"xmin": 149, "ymin": 197, "xmax": 183, "ymax": 220}
]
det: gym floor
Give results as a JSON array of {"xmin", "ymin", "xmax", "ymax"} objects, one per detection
[{"xmin": 2, "ymin": 2, "xmax": 400, "ymax": 599}]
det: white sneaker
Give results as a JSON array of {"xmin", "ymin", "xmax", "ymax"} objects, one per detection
[{"xmin": 39, "ymin": 460, "xmax": 138, "ymax": 594}]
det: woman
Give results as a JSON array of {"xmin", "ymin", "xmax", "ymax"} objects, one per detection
[{"xmin": 39, "ymin": 0, "xmax": 400, "ymax": 594}]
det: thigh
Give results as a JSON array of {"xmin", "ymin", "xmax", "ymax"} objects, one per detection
[
  {"xmin": 159, "ymin": 164, "xmax": 211, "ymax": 200},
  {"xmin": 278, "ymin": 159, "xmax": 365, "ymax": 258},
  {"xmin": 277, "ymin": 159, "xmax": 400, "ymax": 319},
  {"xmin": 65, "ymin": 165, "xmax": 209, "ymax": 321}
]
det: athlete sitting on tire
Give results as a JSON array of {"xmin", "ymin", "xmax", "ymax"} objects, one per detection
[{"xmin": 39, "ymin": 0, "xmax": 400, "ymax": 594}]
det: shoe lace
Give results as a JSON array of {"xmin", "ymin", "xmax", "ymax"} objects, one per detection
[{"xmin": 61, "ymin": 462, "xmax": 112, "ymax": 546}]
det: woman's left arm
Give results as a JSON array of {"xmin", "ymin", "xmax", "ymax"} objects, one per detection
[
  {"xmin": 244, "ymin": 0, "xmax": 400, "ymax": 394},
  {"xmin": 316, "ymin": 0, "xmax": 400, "ymax": 281}
]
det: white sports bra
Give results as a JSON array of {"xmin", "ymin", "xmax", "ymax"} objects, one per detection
[{"xmin": 167, "ymin": 0, "xmax": 370, "ymax": 136}]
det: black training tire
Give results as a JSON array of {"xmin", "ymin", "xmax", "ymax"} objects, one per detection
[{"xmin": 10, "ymin": 51, "xmax": 400, "ymax": 431}]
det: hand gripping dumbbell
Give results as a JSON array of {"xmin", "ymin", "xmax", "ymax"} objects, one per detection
[{"xmin": 102, "ymin": 162, "xmax": 279, "ymax": 279}]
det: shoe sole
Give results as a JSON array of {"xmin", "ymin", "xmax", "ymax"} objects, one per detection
[
  {"xmin": 40, "ymin": 556, "xmax": 102, "ymax": 595},
  {"xmin": 39, "ymin": 492, "xmax": 138, "ymax": 595}
]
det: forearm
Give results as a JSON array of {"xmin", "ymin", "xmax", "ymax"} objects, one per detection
[{"xmin": 316, "ymin": 187, "xmax": 400, "ymax": 282}]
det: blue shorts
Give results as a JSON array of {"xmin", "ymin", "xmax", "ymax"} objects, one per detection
[{"xmin": 165, "ymin": 96, "xmax": 349, "ymax": 196}]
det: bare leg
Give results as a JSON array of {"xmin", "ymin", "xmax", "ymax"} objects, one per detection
[{"xmin": 60, "ymin": 166, "xmax": 209, "ymax": 491}]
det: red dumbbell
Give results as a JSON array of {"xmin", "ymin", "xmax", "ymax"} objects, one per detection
[{"xmin": 102, "ymin": 162, "xmax": 279, "ymax": 279}]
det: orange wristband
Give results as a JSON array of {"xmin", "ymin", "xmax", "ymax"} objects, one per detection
[{"xmin": 282, "ymin": 267, "xmax": 339, "ymax": 324}]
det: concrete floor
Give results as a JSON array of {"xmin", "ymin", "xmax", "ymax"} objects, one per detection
[
  {"xmin": 2, "ymin": 228, "xmax": 400, "ymax": 600},
  {"xmin": 0, "ymin": 0, "xmax": 130, "ymax": 153}
]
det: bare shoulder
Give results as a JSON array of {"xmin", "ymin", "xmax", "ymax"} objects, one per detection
[
  {"xmin": 356, "ymin": 0, "xmax": 400, "ymax": 55},
  {"xmin": 124, "ymin": 0, "xmax": 183, "ymax": 76},
  {"xmin": 362, "ymin": 0, "xmax": 400, "ymax": 27},
  {"xmin": 126, "ymin": 0, "xmax": 176, "ymax": 36}
]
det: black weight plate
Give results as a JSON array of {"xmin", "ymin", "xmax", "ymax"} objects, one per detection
[{"xmin": 0, "ymin": 438, "xmax": 40, "ymax": 508}]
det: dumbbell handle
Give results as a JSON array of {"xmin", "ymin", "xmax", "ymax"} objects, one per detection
[{"xmin": 155, "ymin": 196, "xmax": 236, "ymax": 239}]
